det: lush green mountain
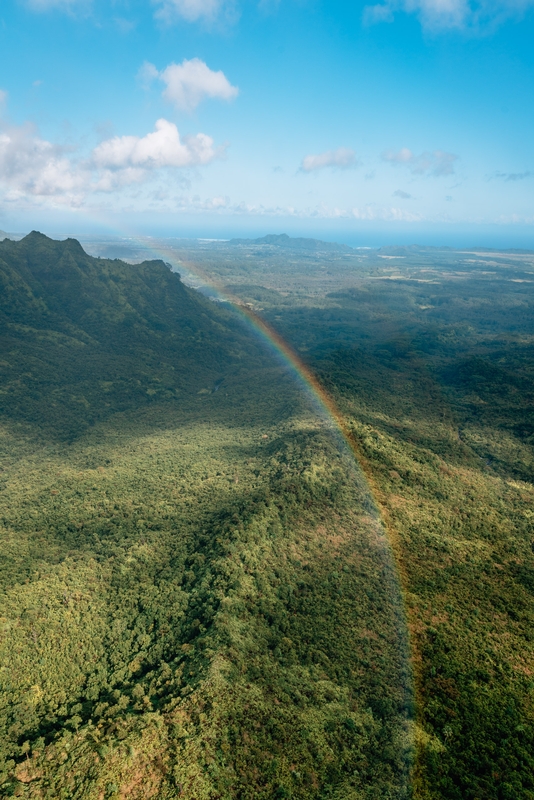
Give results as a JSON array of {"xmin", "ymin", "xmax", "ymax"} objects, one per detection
[
  {"xmin": 0, "ymin": 234, "xmax": 411, "ymax": 799},
  {"xmin": 0, "ymin": 232, "xmax": 267, "ymax": 439},
  {"xmin": 228, "ymin": 233, "xmax": 354, "ymax": 253}
]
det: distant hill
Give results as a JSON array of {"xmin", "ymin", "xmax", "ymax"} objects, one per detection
[
  {"xmin": 229, "ymin": 233, "xmax": 353, "ymax": 252},
  {"xmin": 0, "ymin": 231, "xmax": 260, "ymax": 437}
]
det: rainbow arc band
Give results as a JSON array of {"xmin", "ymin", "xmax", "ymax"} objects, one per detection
[{"xmin": 82, "ymin": 229, "xmax": 415, "ymax": 779}]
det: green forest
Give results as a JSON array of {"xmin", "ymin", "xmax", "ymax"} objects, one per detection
[{"xmin": 0, "ymin": 232, "xmax": 533, "ymax": 799}]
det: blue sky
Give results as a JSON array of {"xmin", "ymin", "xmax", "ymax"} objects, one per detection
[{"xmin": 1, "ymin": 0, "xmax": 533, "ymax": 245}]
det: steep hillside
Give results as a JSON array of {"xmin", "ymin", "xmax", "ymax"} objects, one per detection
[{"xmin": 0, "ymin": 232, "xmax": 261, "ymax": 439}]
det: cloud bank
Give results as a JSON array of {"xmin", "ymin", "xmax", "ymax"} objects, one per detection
[
  {"xmin": 140, "ymin": 58, "xmax": 238, "ymax": 112},
  {"xmin": 300, "ymin": 147, "xmax": 357, "ymax": 172}
]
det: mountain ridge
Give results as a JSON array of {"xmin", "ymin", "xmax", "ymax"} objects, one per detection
[{"xmin": 0, "ymin": 231, "xmax": 263, "ymax": 438}]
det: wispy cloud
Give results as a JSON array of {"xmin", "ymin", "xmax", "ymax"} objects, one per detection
[
  {"xmin": 363, "ymin": 0, "xmax": 534, "ymax": 32},
  {"xmin": 153, "ymin": 0, "xmax": 235, "ymax": 24},
  {"xmin": 383, "ymin": 148, "xmax": 458, "ymax": 176},
  {"xmin": 393, "ymin": 189, "xmax": 412, "ymax": 198},
  {"xmin": 159, "ymin": 198, "xmax": 422, "ymax": 221},
  {"xmin": 114, "ymin": 17, "xmax": 137, "ymax": 34},
  {"xmin": 25, "ymin": 0, "xmax": 234, "ymax": 24},
  {"xmin": 25, "ymin": 0, "xmax": 90, "ymax": 11},
  {"xmin": 300, "ymin": 147, "xmax": 358, "ymax": 172},
  {"xmin": 139, "ymin": 58, "xmax": 238, "ymax": 113},
  {"xmin": 491, "ymin": 170, "xmax": 532, "ymax": 182},
  {"xmin": 349, "ymin": 205, "xmax": 421, "ymax": 221}
]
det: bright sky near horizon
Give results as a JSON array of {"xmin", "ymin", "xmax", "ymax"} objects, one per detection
[{"xmin": 0, "ymin": 0, "xmax": 533, "ymax": 245}]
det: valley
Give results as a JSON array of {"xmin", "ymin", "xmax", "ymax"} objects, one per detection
[{"xmin": 0, "ymin": 232, "xmax": 532, "ymax": 799}]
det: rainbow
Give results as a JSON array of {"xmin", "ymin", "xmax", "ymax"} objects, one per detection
[
  {"xmin": 60, "ymin": 224, "xmax": 416, "ymax": 781},
  {"xmin": 87, "ymin": 233, "xmax": 355, "ymax": 431}
]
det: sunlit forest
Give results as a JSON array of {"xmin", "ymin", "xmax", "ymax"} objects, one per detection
[{"xmin": 0, "ymin": 232, "xmax": 533, "ymax": 799}]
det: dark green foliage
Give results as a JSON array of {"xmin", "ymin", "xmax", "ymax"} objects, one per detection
[
  {"xmin": 0, "ymin": 419, "xmax": 411, "ymax": 798},
  {"xmin": 162, "ymin": 237, "xmax": 534, "ymax": 799},
  {"xmin": 0, "ymin": 234, "xmax": 411, "ymax": 798},
  {"xmin": 2, "ymin": 231, "xmax": 533, "ymax": 798},
  {"xmin": 0, "ymin": 232, "xmax": 264, "ymax": 439}
]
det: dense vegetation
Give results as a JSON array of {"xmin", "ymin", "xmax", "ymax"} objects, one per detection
[
  {"xmin": 1, "ymin": 231, "xmax": 533, "ymax": 798},
  {"xmin": 187, "ymin": 237, "xmax": 533, "ymax": 800},
  {"xmin": 0, "ymin": 234, "xmax": 412, "ymax": 799}
]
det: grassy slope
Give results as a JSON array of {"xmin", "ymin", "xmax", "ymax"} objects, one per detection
[{"xmin": 0, "ymin": 236, "xmax": 411, "ymax": 799}]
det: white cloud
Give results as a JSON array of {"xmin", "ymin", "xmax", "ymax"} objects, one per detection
[
  {"xmin": 0, "ymin": 122, "xmax": 87, "ymax": 200},
  {"xmin": 300, "ymin": 147, "xmax": 358, "ymax": 172},
  {"xmin": 0, "ymin": 118, "xmax": 222, "ymax": 207},
  {"xmin": 153, "ymin": 0, "xmax": 227, "ymax": 23},
  {"xmin": 363, "ymin": 0, "xmax": 534, "ymax": 31},
  {"xmin": 92, "ymin": 118, "xmax": 219, "ymax": 170},
  {"xmin": 383, "ymin": 148, "xmax": 458, "ymax": 176},
  {"xmin": 142, "ymin": 58, "xmax": 238, "ymax": 113}
]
